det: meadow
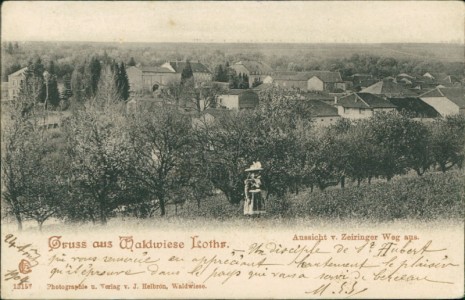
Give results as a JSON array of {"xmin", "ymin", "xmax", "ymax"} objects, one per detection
[
  {"xmin": 2, "ymin": 162, "xmax": 463, "ymax": 233},
  {"xmin": 175, "ymin": 170, "xmax": 464, "ymax": 222}
]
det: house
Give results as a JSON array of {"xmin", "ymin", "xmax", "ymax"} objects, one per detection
[
  {"xmin": 388, "ymin": 97, "xmax": 440, "ymax": 120},
  {"xmin": 161, "ymin": 61, "xmax": 212, "ymax": 84},
  {"xmin": 302, "ymin": 91, "xmax": 335, "ymax": 105},
  {"xmin": 272, "ymin": 71, "xmax": 345, "ymax": 92},
  {"xmin": 1, "ymin": 82, "xmax": 9, "ymax": 101},
  {"xmin": 336, "ymin": 92, "xmax": 397, "ymax": 119},
  {"xmin": 8, "ymin": 67, "xmax": 27, "ymax": 100},
  {"xmin": 440, "ymin": 75, "xmax": 462, "ymax": 87},
  {"xmin": 230, "ymin": 61, "xmax": 274, "ymax": 87},
  {"xmin": 252, "ymin": 82, "xmax": 272, "ymax": 92},
  {"xmin": 305, "ymin": 100, "xmax": 341, "ymax": 126},
  {"xmin": 217, "ymin": 89, "xmax": 259, "ymax": 110},
  {"xmin": 126, "ymin": 96, "xmax": 165, "ymax": 114},
  {"xmin": 350, "ymin": 74, "xmax": 373, "ymax": 84},
  {"xmin": 126, "ymin": 66, "xmax": 178, "ymax": 92},
  {"xmin": 36, "ymin": 111, "xmax": 72, "ymax": 130},
  {"xmin": 360, "ymin": 79, "xmax": 417, "ymax": 97},
  {"xmin": 397, "ymin": 73, "xmax": 415, "ymax": 80},
  {"xmin": 419, "ymin": 87, "xmax": 465, "ymax": 116},
  {"xmin": 423, "ymin": 72, "xmax": 435, "ymax": 80},
  {"xmin": 191, "ymin": 108, "xmax": 232, "ymax": 128},
  {"xmin": 349, "ymin": 74, "xmax": 376, "ymax": 91}
]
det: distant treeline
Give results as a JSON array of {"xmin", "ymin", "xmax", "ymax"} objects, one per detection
[{"xmin": 3, "ymin": 42, "xmax": 464, "ymax": 83}]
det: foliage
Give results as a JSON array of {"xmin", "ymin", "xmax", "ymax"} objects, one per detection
[
  {"xmin": 128, "ymin": 57, "xmax": 136, "ymax": 67},
  {"xmin": 213, "ymin": 64, "xmax": 228, "ymax": 82},
  {"xmin": 429, "ymin": 115, "xmax": 465, "ymax": 172},
  {"xmin": 64, "ymin": 95, "xmax": 132, "ymax": 224},
  {"xmin": 19, "ymin": 58, "xmax": 46, "ymax": 104},
  {"xmin": 128, "ymin": 105, "xmax": 193, "ymax": 216},
  {"xmin": 181, "ymin": 60, "xmax": 194, "ymax": 84}
]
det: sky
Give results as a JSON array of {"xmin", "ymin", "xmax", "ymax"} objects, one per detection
[{"xmin": 2, "ymin": 1, "xmax": 464, "ymax": 44}]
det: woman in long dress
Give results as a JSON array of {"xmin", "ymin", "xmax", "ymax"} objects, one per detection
[{"xmin": 244, "ymin": 162, "xmax": 265, "ymax": 216}]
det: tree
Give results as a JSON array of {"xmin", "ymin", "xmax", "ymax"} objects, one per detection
[
  {"xmin": 70, "ymin": 63, "xmax": 87, "ymax": 104},
  {"xmin": 19, "ymin": 130, "xmax": 69, "ymax": 230},
  {"xmin": 129, "ymin": 105, "xmax": 193, "ymax": 216},
  {"xmin": 97, "ymin": 65, "xmax": 121, "ymax": 103},
  {"xmin": 64, "ymin": 97, "xmax": 132, "ymax": 224},
  {"xmin": 128, "ymin": 57, "xmax": 136, "ymax": 67},
  {"xmin": 3, "ymin": 62, "xmax": 22, "ymax": 81},
  {"xmin": 197, "ymin": 110, "xmax": 258, "ymax": 204},
  {"xmin": 62, "ymin": 73, "xmax": 73, "ymax": 101},
  {"xmin": 191, "ymin": 82, "xmax": 226, "ymax": 112},
  {"xmin": 47, "ymin": 60, "xmax": 56, "ymax": 74},
  {"xmin": 45, "ymin": 74, "xmax": 61, "ymax": 108},
  {"xmin": 252, "ymin": 78, "xmax": 263, "ymax": 88},
  {"xmin": 430, "ymin": 115, "xmax": 465, "ymax": 172},
  {"xmin": 181, "ymin": 60, "xmax": 194, "ymax": 84},
  {"xmin": 367, "ymin": 112, "xmax": 427, "ymax": 181},
  {"xmin": 7, "ymin": 42, "xmax": 14, "ymax": 54},
  {"xmin": 1, "ymin": 99, "xmax": 35, "ymax": 230},
  {"xmin": 19, "ymin": 58, "xmax": 46, "ymax": 104},
  {"xmin": 87, "ymin": 57, "xmax": 102, "ymax": 97},
  {"xmin": 214, "ymin": 64, "xmax": 228, "ymax": 82},
  {"xmin": 117, "ymin": 62, "xmax": 130, "ymax": 101}
]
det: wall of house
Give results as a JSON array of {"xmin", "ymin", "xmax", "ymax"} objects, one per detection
[
  {"xmin": 335, "ymin": 82, "xmax": 346, "ymax": 91},
  {"xmin": 420, "ymin": 97, "xmax": 460, "ymax": 116},
  {"xmin": 313, "ymin": 115, "xmax": 341, "ymax": 126},
  {"xmin": 263, "ymin": 76, "xmax": 273, "ymax": 84},
  {"xmin": 1, "ymin": 84, "xmax": 9, "ymax": 101},
  {"xmin": 307, "ymin": 77, "xmax": 324, "ymax": 91},
  {"xmin": 274, "ymin": 80, "xmax": 307, "ymax": 90},
  {"xmin": 193, "ymin": 72, "xmax": 212, "ymax": 84},
  {"xmin": 230, "ymin": 65, "xmax": 250, "ymax": 77},
  {"xmin": 192, "ymin": 113, "xmax": 215, "ymax": 128},
  {"xmin": 218, "ymin": 95, "xmax": 239, "ymax": 109},
  {"xmin": 127, "ymin": 67, "xmax": 143, "ymax": 91},
  {"xmin": 143, "ymin": 73, "xmax": 180, "ymax": 90},
  {"xmin": 8, "ymin": 74, "xmax": 23, "ymax": 100},
  {"xmin": 337, "ymin": 106, "xmax": 374, "ymax": 119}
]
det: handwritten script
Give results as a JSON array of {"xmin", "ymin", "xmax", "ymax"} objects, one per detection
[{"xmin": 2, "ymin": 232, "xmax": 462, "ymax": 298}]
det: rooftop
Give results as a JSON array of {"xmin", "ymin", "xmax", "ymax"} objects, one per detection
[
  {"xmin": 273, "ymin": 71, "xmax": 343, "ymax": 83},
  {"xmin": 420, "ymin": 87, "xmax": 465, "ymax": 108},
  {"xmin": 140, "ymin": 66, "xmax": 174, "ymax": 73},
  {"xmin": 337, "ymin": 92, "xmax": 397, "ymax": 109},
  {"xmin": 388, "ymin": 97, "xmax": 440, "ymax": 118},
  {"xmin": 361, "ymin": 79, "xmax": 415, "ymax": 95},
  {"xmin": 8, "ymin": 67, "xmax": 28, "ymax": 77},
  {"xmin": 305, "ymin": 100, "xmax": 339, "ymax": 117},
  {"xmin": 232, "ymin": 61, "xmax": 273, "ymax": 75},
  {"xmin": 167, "ymin": 61, "xmax": 211, "ymax": 74}
]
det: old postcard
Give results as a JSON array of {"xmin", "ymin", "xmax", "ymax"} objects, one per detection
[{"xmin": 1, "ymin": 1, "xmax": 464, "ymax": 299}]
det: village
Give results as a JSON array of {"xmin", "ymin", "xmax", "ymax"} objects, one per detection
[
  {"xmin": 1, "ymin": 40, "xmax": 465, "ymax": 227},
  {"xmin": 3, "ymin": 55, "xmax": 465, "ymax": 129}
]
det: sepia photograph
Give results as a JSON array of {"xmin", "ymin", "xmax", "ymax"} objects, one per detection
[{"xmin": 1, "ymin": 1, "xmax": 464, "ymax": 299}]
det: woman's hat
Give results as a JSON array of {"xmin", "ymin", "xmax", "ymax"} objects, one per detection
[{"xmin": 245, "ymin": 161, "xmax": 263, "ymax": 172}]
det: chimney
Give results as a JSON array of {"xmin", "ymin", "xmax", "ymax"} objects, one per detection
[{"xmin": 334, "ymin": 96, "xmax": 338, "ymax": 104}]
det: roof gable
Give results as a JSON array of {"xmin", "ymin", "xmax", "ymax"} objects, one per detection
[
  {"xmin": 273, "ymin": 71, "xmax": 342, "ymax": 82},
  {"xmin": 361, "ymin": 80, "xmax": 409, "ymax": 95},
  {"xmin": 9, "ymin": 67, "xmax": 28, "ymax": 77},
  {"xmin": 338, "ymin": 93, "xmax": 397, "ymax": 109},
  {"xmin": 306, "ymin": 100, "xmax": 339, "ymax": 117},
  {"xmin": 233, "ymin": 61, "xmax": 273, "ymax": 75},
  {"xmin": 168, "ymin": 61, "xmax": 211, "ymax": 74},
  {"xmin": 141, "ymin": 66, "xmax": 174, "ymax": 73},
  {"xmin": 388, "ymin": 97, "xmax": 440, "ymax": 118},
  {"xmin": 439, "ymin": 88, "xmax": 465, "ymax": 108}
]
